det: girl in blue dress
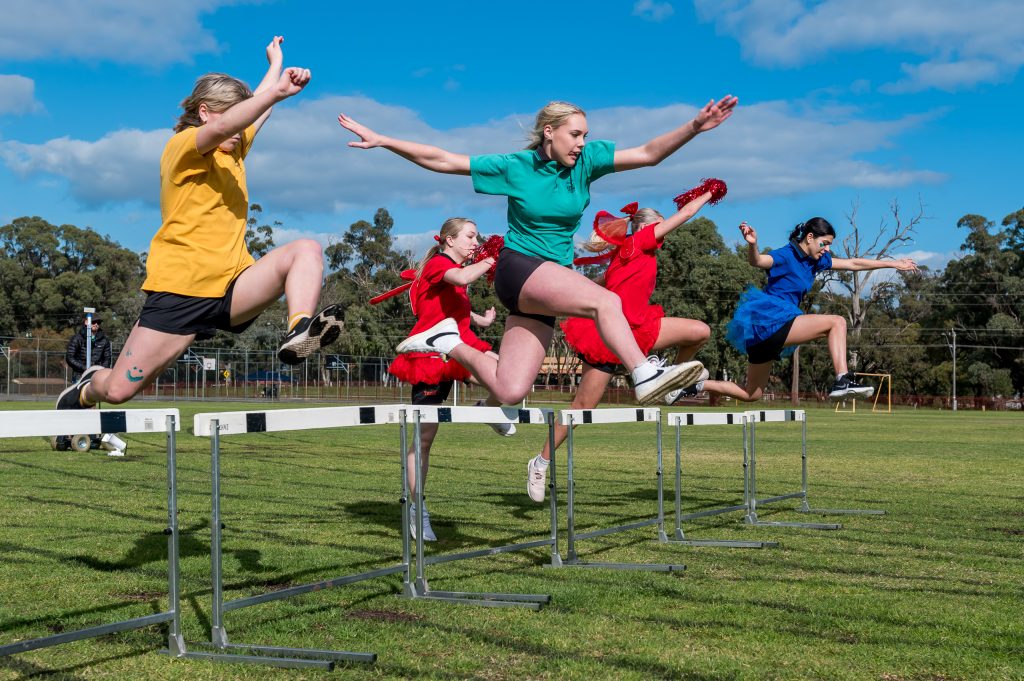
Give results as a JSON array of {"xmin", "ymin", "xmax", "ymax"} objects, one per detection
[{"xmin": 689, "ymin": 218, "xmax": 918, "ymax": 402}]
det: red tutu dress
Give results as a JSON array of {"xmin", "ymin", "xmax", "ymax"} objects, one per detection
[
  {"xmin": 561, "ymin": 223, "xmax": 665, "ymax": 366},
  {"xmin": 389, "ymin": 253, "xmax": 491, "ymax": 385}
]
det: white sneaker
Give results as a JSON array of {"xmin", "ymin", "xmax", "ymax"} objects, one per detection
[
  {"xmin": 527, "ymin": 456, "xmax": 548, "ymax": 503},
  {"xmin": 634, "ymin": 359, "xmax": 705, "ymax": 406},
  {"xmin": 409, "ymin": 503, "xmax": 437, "ymax": 542},
  {"xmin": 665, "ymin": 368, "xmax": 710, "ymax": 404},
  {"xmin": 475, "ymin": 400, "xmax": 517, "ymax": 436},
  {"xmin": 396, "ymin": 317, "xmax": 461, "ymax": 355}
]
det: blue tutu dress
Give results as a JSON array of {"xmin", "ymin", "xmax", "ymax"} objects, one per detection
[{"xmin": 726, "ymin": 242, "xmax": 833, "ymax": 358}]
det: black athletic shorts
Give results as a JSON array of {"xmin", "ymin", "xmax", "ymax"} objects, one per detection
[
  {"xmin": 138, "ymin": 279, "xmax": 257, "ymax": 341},
  {"xmin": 746, "ymin": 318, "xmax": 796, "ymax": 364},
  {"xmin": 579, "ymin": 354, "xmax": 622, "ymax": 376},
  {"xmin": 411, "ymin": 381, "xmax": 454, "ymax": 405},
  {"xmin": 493, "ymin": 247, "xmax": 556, "ymax": 328}
]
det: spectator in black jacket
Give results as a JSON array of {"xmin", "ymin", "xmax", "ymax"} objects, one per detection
[{"xmin": 65, "ymin": 317, "xmax": 113, "ymax": 382}]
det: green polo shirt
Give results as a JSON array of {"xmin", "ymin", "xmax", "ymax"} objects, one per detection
[{"xmin": 470, "ymin": 140, "xmax": 616, "ymax": 266}]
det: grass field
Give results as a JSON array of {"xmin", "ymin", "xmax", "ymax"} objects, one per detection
[{"xmin": 0, "ymin": 400, "xmax": 1021, "ymax": 680}]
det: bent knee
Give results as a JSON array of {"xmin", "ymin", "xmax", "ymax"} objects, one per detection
[
  {"xmin": 103, "ymin": 382, "xmax": 140, "ymax": 405},
  {"xmin": 737, "ymin": 387, "xmax": 763, "ymax": 402},
  {"xmin": 829, "ymin": 315, "xmax": 847, "ymax": 331},
  {"xmin": 694, "ymin": 321, "xmax": 712, "ymax": 342}
]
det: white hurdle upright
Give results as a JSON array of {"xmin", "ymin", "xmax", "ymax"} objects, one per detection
[
  {"xmin": 0, "ymin": 409, "xmax": 183, "ymax": 659},
  {"xmin": 743, "ymin": 409, "xmax": 883, "ymax": 529},
  {"xmin": 189, "ymin": 405, "xmax": 408, "ymax": 670},
  {"xmin": 558, "ymin": 407, "xmax": 684, "ymax": 572},
  {"xmin": 664, "ymin": 411, "xmax": 778, "ymax": 548},
  {"xmin": 406, "ymin": 405, "xmax": 557, "ymax": 609}
]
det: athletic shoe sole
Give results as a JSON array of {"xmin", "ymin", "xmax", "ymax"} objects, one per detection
[
  {"xmin": 278, "ymin": 305, "xmax": 344, "ymax": 365},
  {"xmin": 828, "ymin": 386, "xmax": 875, "ymax": 400},
  {"xmin": 636, "ymin": 361, "xmax": 705, "ymax": 406},
  {"xmin": 396, "ymin": 318, "xmax": 459, "ymax": 354}
]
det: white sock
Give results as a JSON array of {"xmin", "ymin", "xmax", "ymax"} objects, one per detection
[
  {"xmin": 631, "ymin": 361, "xmax": 657, "ymax": 384},
  {"xmin": 533, "ymin": 454, "xmax": 549, "ymax": 469}
]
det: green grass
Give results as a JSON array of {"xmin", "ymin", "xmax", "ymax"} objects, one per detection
[{"xmin": 0, "ymin": 400, "xmax": 1021, "ymax": 680}]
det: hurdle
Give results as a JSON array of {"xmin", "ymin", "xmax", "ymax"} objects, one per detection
[
  {"xmin": 189, "ymin": 405, "xmax": 409, "ymax": 670},
  {"xmin": 556, "ymin": 407, "xmax": 684, "ymax": 572},
  {"xmin": 664, "ymin": 411, "xmax": 778, "ymax": 548},
  {"xmin": 0, "ymin": 409, "xmax": 183, "ymax": 660},
  {"xmin": 405, "ymin": 405, "xmax": 558, "ymax": 609},
  {"xmin": 743, "ymin": 409, "xmax": 881, "ymax": 529}
]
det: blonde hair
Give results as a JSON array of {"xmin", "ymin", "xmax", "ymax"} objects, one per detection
[
  {"xmin": 525, "ymin": 101, "xmax": 586, "ymax": 150},
  {"xmin": 174, "ymin": 73, "xmax": 253, "ymax": 132},
  {"xmin": 580, "ymin": 207, "xmax": 664, "ymax": 253},
  {"xmin": 417, "ymin": 217, "xmax": 477, "ymax": 276}
]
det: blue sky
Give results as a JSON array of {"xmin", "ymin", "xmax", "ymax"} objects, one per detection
[{"xmin": 1, "ymin": 0, "xmax": 1021, "ymax": 272}]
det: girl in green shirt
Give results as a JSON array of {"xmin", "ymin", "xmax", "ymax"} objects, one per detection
[{"xmin": 338, "ymin": 95, "xmax": 736, "ymax": 406}]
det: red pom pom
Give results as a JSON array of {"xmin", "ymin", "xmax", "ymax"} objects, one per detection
[
  {"xmin": 673, "ymin": 178, "xmax": 728, "ymax": 210},
  {"xmin": 468, "ymin": 234, "xmax": 504, "ymax": 283}
]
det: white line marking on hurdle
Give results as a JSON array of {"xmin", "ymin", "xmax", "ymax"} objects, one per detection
[
  {"xmin": 558, "ymin": 407, "xmax": 660, "ymax": 426},
  {"xmin": 666, "ymin": 412, "xmax": 748, "ymax": 427},
  {"xmin": 744, "ymin": 410, "xmax": 805, "ymax": 423},
  {"xmin": 193, "ymin": 405, "xmax": 403, "ymax": 437},
  {"xmin": 0, "ymin": 409, "xmax": 180, "ymax": 438},
  {"xmin": 406, "ymin": 405, "xmax": 548, "ymax": 425}
]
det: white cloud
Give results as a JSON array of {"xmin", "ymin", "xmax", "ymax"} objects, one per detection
[
  {"xmin": 694, "ymin": 0, "xmax": 1024, "ymax": 92},
  {"xmin": 633, "ymin": 0, "xmax": 675, "ymax": 22},
  {"xmin": 0, "ymin": 0, "xmax": 248, "ymax": 66},
  {"xmin": 0, "ymin": 75, "xmax": 42, "ymax": 115},
  {"xmin": 0, "ymin": 94, "xmax": 943, "ymax": 216}
]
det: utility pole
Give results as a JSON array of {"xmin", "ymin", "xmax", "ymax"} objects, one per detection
[{"xmin": 951, "ymin": 329, "xmax": 957, "ymax": 412}]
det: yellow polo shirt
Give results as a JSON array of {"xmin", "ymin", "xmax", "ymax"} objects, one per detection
[{"xmin": 142, "ymin": 125, "xmax": 257, "ymax": 297}]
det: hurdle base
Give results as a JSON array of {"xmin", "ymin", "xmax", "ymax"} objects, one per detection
[
  {"xmin": 800, "ymin": 506, "xmax": 886, "ymax": 516},
  {"xmin": 662, "ymin": 529, "xmax": 778, "ymax": 549},
  {"xmin": 559, "ymin": 560, "xmax": 685, "ymax": 572},
  {"xmin": 746, "ymin": 516, "xmax": 842, "ymax": 530},
  {"xmin": 409, "ymin": 580, "xmax": 549, "ymax": 609},
  {"xmin": 171, "ymin": 639, "xmax": 375, "ymax": 669}
]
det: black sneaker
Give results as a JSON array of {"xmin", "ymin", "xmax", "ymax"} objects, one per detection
[
  {"xmin": 277, "ymin": 305, "xmax": 345, "ymax": 365},
  {"xmin": 55, "ymin": 365, "xmax": 103, "ymax": 410},
  {"xmin": 828, "ymin": 372, "xmax": 875, "ymax": 400}
]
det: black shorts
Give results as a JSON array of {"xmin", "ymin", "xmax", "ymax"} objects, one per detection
[
  {"xmin": 746, "ymin": 319, "xmax": 795, "ymax": 364},
  {"xmin": 579, "ymin": 354, "xmax": 622, "ymax": 376},
  {"xmin": 493, "ymin": 248, "xmax": 556, "ymax": 328},
  {"xmin": 411, "ymin": 381, "xmax": 454, "ymax": 405},
  {"xmin": 138, "ymin": 279, "xmax": 257, "ymax": 341}
]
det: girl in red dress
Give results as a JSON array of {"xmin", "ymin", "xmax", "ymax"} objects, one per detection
[
  {"xmin": 526, "ymin": 190, "xmax": 716, "ymax": 502},
  {"xmin": 389, "ymin": 217, "xmax": 513, "ymax": 540}
]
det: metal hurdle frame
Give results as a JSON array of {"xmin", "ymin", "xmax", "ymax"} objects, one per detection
[
  {"xmin": 188, "ymin": 405, "xmax": 410, "ymax": 670},
  {"xmin": 0, "ymin": 409, "xmax": 183, "ymax": 659},
  {"xmin": 405, "ymin": 405, "xmax": 557, "ymax": 609},
  {"xmin": 557, "ymin": 407, "xmax": 685, "ymax": 572},
  {"xmin": 664, "ymin": 411, "xmax": 778, "ymax": 548},
  {"xmin": 743, "ymin": 409, "xmax": 882, "ymax": 529}
]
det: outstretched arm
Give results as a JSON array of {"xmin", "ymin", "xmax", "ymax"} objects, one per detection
[
  {"xmin": 338, "ymin": 114, "xmax": 471, "ymax": 175},
  {"xmin": 250, "ymin": 35, "xmax": 285, "ymax": 136},
  {"xmin": 442, "ymin": 257, "xmax": 494, "ymax": 286},
  {"xmin": 653, "ymin": 191, "xmax": 713, "ymax": 241},
  {"xmin": 613, "ymin": 95, "xmax": 737, "ymax": 172},
  {"xmin": 196, "ymin": 66, "xmax": 310, "ymax": 154},
  {"xmin": 831, "ymin": 256, "xmax": 919, "ymax": 272},
  {"xmin": 740, "ymin": 222, "xmax": 774, "ymax": 270}
]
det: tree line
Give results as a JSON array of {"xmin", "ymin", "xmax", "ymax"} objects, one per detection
[{"xmin": 1, "ymin": 204, "xmax": 1021, "ymax": 400}]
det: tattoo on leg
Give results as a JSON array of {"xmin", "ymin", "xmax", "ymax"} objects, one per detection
[{"xmin": 126, "ymin": 366, "xmax": 144, "ymax": 383}]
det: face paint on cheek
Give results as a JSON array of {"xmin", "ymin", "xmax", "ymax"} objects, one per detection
[{"xmin": 126, "ymin": 366, "xmax": 144, "ymax": 383}]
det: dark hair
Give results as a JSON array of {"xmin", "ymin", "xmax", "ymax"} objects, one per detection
[{"xmin": 788, "ymin": 217, "xmax": 835, "ymax": 244}]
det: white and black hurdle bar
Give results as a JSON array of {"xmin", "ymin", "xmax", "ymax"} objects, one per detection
[
  {"xmin": 0, "ymin": 409, "xmax": 186, "ymax": 660},
  {"xmin": 406, "ymin": 405, "xmax": 556, "ymax": 609},
  {"xmin": 664, "ymin": 411, "xmax": 778, "ymax": 548},
  {"xmin": 744, "ymin": 409, "xmax": 883, "ymax": 528},
  {"xmin": 190, "ymin": 405, "xmax": 409, "ymax": 670},
  {"xmin": 557, "ymin": 407, "xmax": 685, "ymax": 572}
]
